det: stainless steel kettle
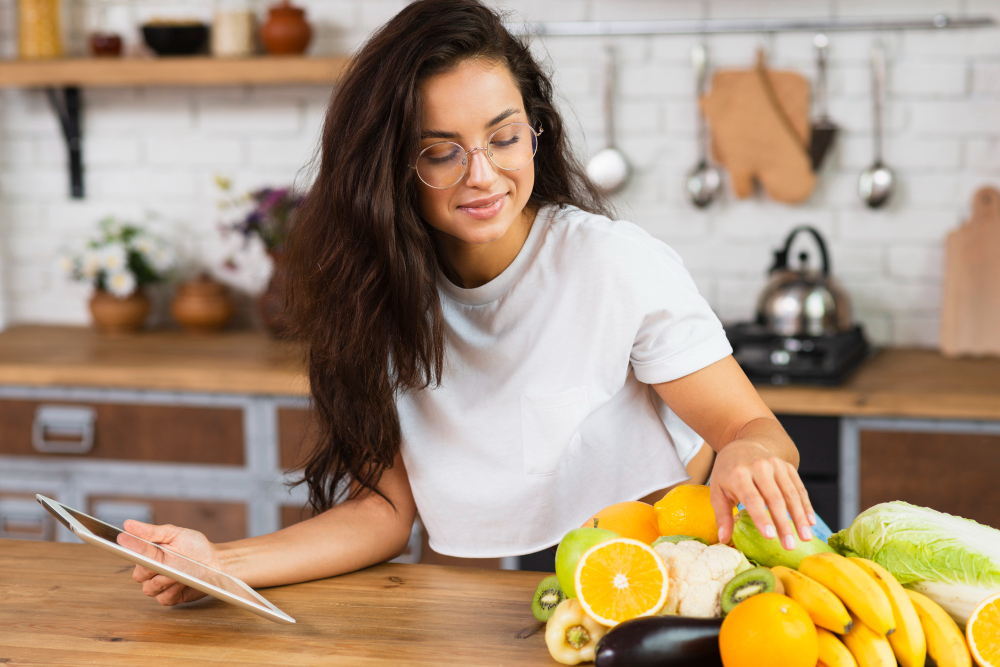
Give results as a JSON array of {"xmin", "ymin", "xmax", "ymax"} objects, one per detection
[{"xmin": 756, "ymin": 226, "xmax": 852, "ymax": 337}]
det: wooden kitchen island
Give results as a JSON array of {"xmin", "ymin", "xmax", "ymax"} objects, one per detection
[
  {"xmin": 0, "ymin": 539, "xmax": 552, "ymax": 665},
  {"xmin": 1, "ymin": 325, "xmax": 1000, "ymax": 552}
]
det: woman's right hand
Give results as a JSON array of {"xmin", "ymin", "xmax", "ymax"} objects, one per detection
[{"xmin": 118, "ymin": 520, "xmax": 223, "ymax": 606}]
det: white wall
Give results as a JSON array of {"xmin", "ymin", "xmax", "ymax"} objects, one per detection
[{"xmin": 1, "ymin": 0, "xmax": 999, "ymax": 344}]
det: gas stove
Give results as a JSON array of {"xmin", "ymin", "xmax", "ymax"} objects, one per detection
[{"xmin": 724, "ymin": 322, "xmax": 871, "ymax": 386}]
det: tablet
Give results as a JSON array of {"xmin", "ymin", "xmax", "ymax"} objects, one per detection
[{"xmin": 36, "ymin": 495, "xmax": 295, "ymax": 624}]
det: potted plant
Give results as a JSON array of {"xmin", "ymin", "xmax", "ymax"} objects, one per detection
[
  {"xmin": 217, "ymin": 177, "xmax": 303, "ymax": 337},
  {"xmin": 61, "ymin": 217, "xmax": 176, "ymax": 335}
]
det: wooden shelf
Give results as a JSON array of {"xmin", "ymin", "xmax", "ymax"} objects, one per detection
[{"xmin": 0, "ymin": 56, "xmax": 348, "ymax": 88}]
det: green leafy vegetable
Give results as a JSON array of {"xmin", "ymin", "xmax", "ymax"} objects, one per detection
[{"xmin": 828, "ymin": 501, "xmax": 1000, "ymax": 626}]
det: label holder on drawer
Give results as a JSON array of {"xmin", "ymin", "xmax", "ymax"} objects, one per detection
[{"xmin": 32, "ymin": 405, "xmax": 96, "ymax": 454}]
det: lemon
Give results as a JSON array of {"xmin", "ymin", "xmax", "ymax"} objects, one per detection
[{"xmin": 653, "ymin": 484, "xmax": 719, "ymax": 545}]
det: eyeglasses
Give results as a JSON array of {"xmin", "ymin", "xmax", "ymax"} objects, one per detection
[{"xmin": 414, "ymin": 122, "xmax": 543, "ymax": 189}]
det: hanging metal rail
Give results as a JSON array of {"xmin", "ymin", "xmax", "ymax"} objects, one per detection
[{"xmin": 513, "ymin": 14, "xmax": 995, "ymax": 37}]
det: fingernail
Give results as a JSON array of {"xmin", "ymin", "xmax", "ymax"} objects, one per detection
[
  {"xmin": 801, "ymin": 527, "xmax": 813, "ymax": 542},
  {"xmin": 719, "ymin": 528, "xmax": 726, "ymax": 543},
  {"xmin": 765, "ymin": 524, "xmax": 776, "ymax": 539},
  {"xmin": 783, "ymin": 535, "xmax": 795, "ymax": 550},
  {"xmin": 808, "ymin": 513, "xmax": 817, "ymax": 525}
]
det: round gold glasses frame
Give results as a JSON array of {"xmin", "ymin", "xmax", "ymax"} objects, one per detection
[{"xmin": 413, "ymin": 122, "xmax": 544, "ymax": 189}]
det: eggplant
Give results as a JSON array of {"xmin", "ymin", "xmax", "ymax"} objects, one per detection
[{"xmin": 594, "ymin": 615, "xmax": 724, "ymax": 667}]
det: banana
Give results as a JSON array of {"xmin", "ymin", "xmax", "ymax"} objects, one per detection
[
  {"xmin": 850, "ymin": 558, "xmax": 926, "ymax": 667},
  {"xmin": 842, "ymin": 613, "xmax": 897, "ymax": 667},
  {"xmin": 906, "ymin": 589, "xmax": 971, "ymax": 667},
  {"xmin": 818, "ymin": 627, "xmax": 859, "ymax": 667},
  {"xmin": 799, "ymin": 553, "xmax": 896, "ymax": 637},
  {"xmin": 773, "ymin": 565, "xmax": 854, "ymax": 635}
]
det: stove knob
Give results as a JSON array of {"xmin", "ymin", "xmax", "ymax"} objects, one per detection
[{"xmin": 770, "ymin": 349, "xmax": 792, "ymax": 366}]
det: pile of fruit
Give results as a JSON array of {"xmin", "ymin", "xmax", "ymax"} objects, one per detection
[{"xmin": 532, "ymin": 486, "xmax": 1000, "ymax": 667}]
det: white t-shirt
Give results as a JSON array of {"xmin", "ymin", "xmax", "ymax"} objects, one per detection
[{"xmin": 396, "ymin": 204, "xmax": 733, "ymax": 558}]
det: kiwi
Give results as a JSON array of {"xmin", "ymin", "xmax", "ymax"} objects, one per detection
[
  {"xmin": 651, "ymin": 535, "xmax": 709, "ymax": 547},
  {"xmin": 720, "ymin": 567, "xmax": 779, "ymax": 615},
  {"xmin": 531, "ymin": 575, "xmax": 566, "ymax": 622}
]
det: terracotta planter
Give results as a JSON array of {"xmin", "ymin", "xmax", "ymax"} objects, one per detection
[
  {"xmin": 171, "ymin": 275, "xmax": 234, "ymax": 334},
  {"xmin": 258, "ymin": 249, "xmax": 293, "ymax": 338},
  {"xmin": 89, "ymin": 289, "xmax": 150, "ymax": 335},
  {"xmin": 260, "ymin": 0, "xmax": 312, "ymax": 56}
]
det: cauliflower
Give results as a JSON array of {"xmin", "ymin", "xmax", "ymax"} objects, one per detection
[{"xmin": 653, "ymin": 540, "xmax": 752, "ymax": 618}]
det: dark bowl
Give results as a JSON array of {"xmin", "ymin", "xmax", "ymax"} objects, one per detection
[{"xmin": 141, "ymin": 23, "xmax": 209, "ymax": 56}]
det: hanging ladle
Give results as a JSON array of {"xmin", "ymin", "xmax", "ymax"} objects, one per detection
[
  {"xmin": 586, "ymin": 43, "xmax": 629, "ymax": 194},
  {"xmin": 686, "ymin": 42, "xmax": 721, "ymax": 208},
  {"xmin": 858, "ymin": 40, "xmax": 894, "ymax": 208}
]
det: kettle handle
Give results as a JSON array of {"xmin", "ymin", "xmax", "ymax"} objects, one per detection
[{"xmin": 770, "ymin": 225, "xmax": 832, "ymax": 276}]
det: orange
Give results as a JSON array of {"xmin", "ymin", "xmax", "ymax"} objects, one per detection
[
  {"xmin": 719, "ymin": 593, "xmax": 818, "ymax": 667},
  {"xmin": 581, "ymin": 501, "xmax": 660, "ymax": 545},
  {"xmin": 653, "ymin": 485, "xmax": 719, "ymax": 545},
  {"xmin": 969, "ymin": 591, "xmax": 1000, "ymax": 667},
  {"xmin": 574, "ymin": 537, "xmax": 669, "ymax": 627}
]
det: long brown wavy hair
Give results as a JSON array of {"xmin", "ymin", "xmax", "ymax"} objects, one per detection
[{"xmin": 284, "ymin": 0, "xmax": 611, "ymax": 513}]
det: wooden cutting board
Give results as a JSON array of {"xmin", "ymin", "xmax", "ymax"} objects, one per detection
[
  {"xmin": 940, "ymin": 186, "xmax": 1000, "ymax": 357},
  {"xmin": 700, "ymin": 59, "xmax": 815, "ymax": 204}
]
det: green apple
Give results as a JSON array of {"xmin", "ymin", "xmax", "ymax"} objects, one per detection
[{"xmin": 555, "ymin": 527, "xmax": 619, "ymax": 598}]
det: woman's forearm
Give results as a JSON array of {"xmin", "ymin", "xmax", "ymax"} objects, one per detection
[
  {"xmin": 215, "ymin": 494, "xmax": 414, "ymax": 589},
  {"xmin": 733, "ymin": 416, "xmax": 800, "ymax": 469}
]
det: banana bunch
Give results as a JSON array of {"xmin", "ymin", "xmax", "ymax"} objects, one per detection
[{"xmin": 772, "ymin": 553, "xmax": 973, "ymax": 667}]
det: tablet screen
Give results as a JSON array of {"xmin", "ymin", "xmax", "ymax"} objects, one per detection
[{"xmin": 54, "ymin": 502, "xmax": 277, "ymax": 612}]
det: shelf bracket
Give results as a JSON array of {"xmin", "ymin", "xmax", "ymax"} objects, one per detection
[{"xmin": 45, "ymin": 86, "xmax": 84, "ymax": 199}]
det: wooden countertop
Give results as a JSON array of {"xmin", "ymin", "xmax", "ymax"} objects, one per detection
[
  {"xmin": 0, "ymin": 325, "xmax": 307, "ymax": 396},
  {"xmin": 1, "ymin": 325, "xmax": 999, "ymax": 420},
  {"xmin": 0, "ymin": 539, "xmax": 553, "ymax": 666}
]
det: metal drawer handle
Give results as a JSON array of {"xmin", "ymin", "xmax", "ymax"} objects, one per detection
[
  {"xmin": 32, "ymin": 405, "xmax": 96, "ymax": 454},
  {"xmin": 0, "ymin": 499, "xmax": 54, "ymax": 540}
]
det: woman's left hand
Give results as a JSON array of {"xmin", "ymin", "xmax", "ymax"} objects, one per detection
[{"xmin": 709, "ymin": 439, "xmax": 816, "ymax": 550}]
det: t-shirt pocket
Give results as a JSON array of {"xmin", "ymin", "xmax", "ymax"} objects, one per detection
[{"xmin": 520, "ymin": 387, "xmax": 589, "ymax": 476}]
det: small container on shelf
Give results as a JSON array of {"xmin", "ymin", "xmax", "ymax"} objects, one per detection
[
  {"xmin": 212, "ymin": 0, "xmax": 256, "ymax": 58},
  {"xmin": 86, "ymin": 4, "xmax": 123, "ymax": 58},
  {"xmin": 18, "ymin": 0, "xmax": 64, "ymax": 59},
  {"xmin": 260, "ymin": 0, "xmax": 312, "ymax": 56},
  {"xmin": 171, "ymin": 274, "xmax": 235, "ymax": 334}
]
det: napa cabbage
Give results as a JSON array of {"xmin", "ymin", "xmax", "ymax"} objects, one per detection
[{"xmin": 828, "ymin": 501, "xmax": 1000, "ymax": 626}]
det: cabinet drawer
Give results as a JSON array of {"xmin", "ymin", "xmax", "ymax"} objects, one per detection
[
  {"xmin": 87, "ymin": 495, "xmax": 247, "ymax": 543},
  {"xmin": 0, "ymin": 399, "xmax": 244, "ymax": 465},
  {"xmin": 0, "ymin": 491, "xmax": 57, "ymax": 541},
  {"xmin": 278, "ymin": 407, "xmax": 318, "ymax": 471},
  {"xmin": 861, "ymin": 430, "xmax": 1000, "ymax": 530}
]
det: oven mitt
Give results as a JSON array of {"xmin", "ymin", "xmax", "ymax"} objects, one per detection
[{"xmin": 700, "ymin": 61, "xmax": 816, "ymax": 204}]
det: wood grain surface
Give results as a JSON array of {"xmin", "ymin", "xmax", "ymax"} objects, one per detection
[
  {"xmin": 2, "ymin": 326, "xmax": 1000, "ymax": 420},
  {"xmin": 0, "ymin": 57, "xmax": 347, "ymax": 88},
  {"xmin": 941, "ymin": 186, "xmax": 1000, "ymax": 357},
  {"xmin": 0, "ymin": 540, "xmax": 554, "ymax": 666}
]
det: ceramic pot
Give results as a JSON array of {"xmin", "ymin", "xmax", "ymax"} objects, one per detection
[
  {"xmin": 258, "ymin": 249, "xmax": 293, "ymax": 338},
  {"xmin": 89, "ymin": 289, "xmax": 150, "ymax": 335},
  {"xmin": 259, "ymin": 0, "xmax": 311, "ymax": 56},
  {"xmin": 171, "ymin": 275, "xmax": 234, "ymax": 334}
]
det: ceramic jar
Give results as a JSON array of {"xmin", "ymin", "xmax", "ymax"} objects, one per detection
[
  {"xmin": 171, "ymin": 275, "xmax": 234, "ymax": 333},
  {"xmin": 212, "ymin": 2, "xmax": 255, "ymax": 58},
  {"xmin": 259, "ymin": 0, "xmax": 312, "ymax": 56},
  {"xmin": 89, "ymin": 289, "xmax": 150, "ymax": 335},
  {"xmin": 258, "ymin": 250, "xmax": 293, "ymax": 338}
]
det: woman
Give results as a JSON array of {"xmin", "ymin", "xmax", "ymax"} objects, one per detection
[{"xmin": 123, "ymin": 0, "xmax": 815, "ymax": 605}]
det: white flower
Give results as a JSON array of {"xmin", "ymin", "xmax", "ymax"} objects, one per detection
[
  {"xmin": 132, "ymin": 235, "xmax": 155, "ymax": 256},
  {"xmin": 100, "ymin": 243, "xmax": 128, "ymax": 273},
  {"xmin": 148, "ymin": 245, "xmax": 176, "ymax": 273},
  {"xmin": 82, "ymin": 250, "xmax": 102, "ymax": 279},
  {"xmin": 106, "ymin": 269, "xmax": 137, "ymax": 298},
  {"xmin": 57, "ymin": 255, "xmax": 77, "ymax": 278}
]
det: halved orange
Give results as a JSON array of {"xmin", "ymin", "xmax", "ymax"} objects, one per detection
[
  {"xmin": 968, "ymin": 591, "xmax": 1000, "ymax": 667},
  {"xmin": 574, "ymin": 537, "xmax": 669, "ymax": 627}
]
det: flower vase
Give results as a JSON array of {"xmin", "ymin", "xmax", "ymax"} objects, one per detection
[
  {"xmin": 89, "ymin": 288, "xmax": 150, "ymax": 335},
  {"xmin": 258, "ymin": 249, "xmax": 293, "ymax": 338}
]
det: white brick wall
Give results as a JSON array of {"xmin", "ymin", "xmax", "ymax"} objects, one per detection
[{"xmin": 1, "ymin": 0, "xmax": 999, "ymax": 346}]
